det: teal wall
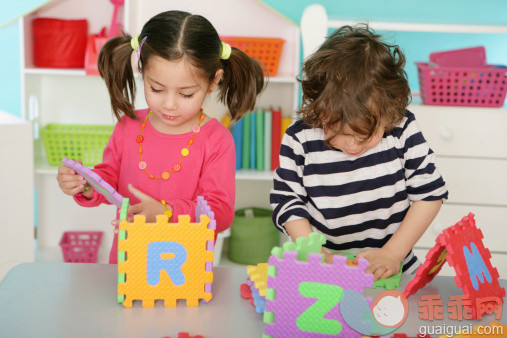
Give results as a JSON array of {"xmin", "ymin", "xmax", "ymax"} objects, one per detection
[
  {"xmin": 0, "ymin": 20, "xmax": 21, "ymax": 117},
  {"xmin": 262, "ymin": 0, "xmax": 507, "ymax": 93},
  {"xmin": 1, "ymin": 1, "xmax": 506, "ymax": 117},
  {"xmin": 261, "ymin": 0, "xmax": 507, "ymax": 26},
  {"xmin": 0, "ymin": 1, "xmax": 51, "ymax": 118}
]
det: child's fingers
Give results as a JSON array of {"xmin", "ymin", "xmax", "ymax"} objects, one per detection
[
  {"xmin": 60, "ymin": 178, "xmax": 85, "ymax": 191},
  {"xmin": 366, "ymin": 266, "xmax": 376, "ymax": 275},
  {"xmin": 59, "ymin": 174, "xmax": 86, "ymax": 185},
  {"xmin": 57, "ymin": 165, "xmax": 73, "ymax": 174},
  {"xmin": 354, "ymin": 250, "xmax": 371, "ymax": 265},
  {"xmin": 127, "ymin": 203, "xmax": 142, "ymax": 215},
  {"xmin": 127, "ymin": 184, "xmax": 151, "ymax": 201},
  {"xmin": 380, "ymin": 268, "xmax": 393, "ymax": 280},
  {"xmin": 66, "ymin": 184, "xmax": 86, "ymax": 196},
  {"xmin": 57, "ymin": 168, "xmax": 86, "ymax": 185},
  {"xmin": 111, "ymin": 219, "xmax": 119, "ymax": 227},
  {"xmin": 373, "ymin": 266, "xmax": 387, "ymax": 281}
]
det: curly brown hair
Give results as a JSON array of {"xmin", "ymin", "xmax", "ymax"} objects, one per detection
[{"xmin": 299, "ymin": 24, "xmax": 411, "ymax": 144}]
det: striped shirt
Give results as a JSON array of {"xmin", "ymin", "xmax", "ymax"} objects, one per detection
[{"xmin": 270, "ymin": 110, "xmax": 448, "ymax": 273}]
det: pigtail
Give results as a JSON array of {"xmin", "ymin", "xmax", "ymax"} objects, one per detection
[
  {"xmin": 98, "ymin": 33, "xmax": 137, "ymax": 121},
  {"xmin": 218, "ymin": 48, "xmax": 265, "ymax": 121}
]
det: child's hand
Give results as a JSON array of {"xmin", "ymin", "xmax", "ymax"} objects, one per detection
[
  {"xmin": 56, "ymin": 159, "xmax": 93, "ymax": 198},
  {"xmin": 322, "ymin": 249, "xmax": 334, "ymax": 264},
  {"xmin": 111, "ymin": 183, "xmax": 167, "ymax": 227},
  {"xmin": 355, "ymin": 248, "xmax": 402, "ymax": 281}
]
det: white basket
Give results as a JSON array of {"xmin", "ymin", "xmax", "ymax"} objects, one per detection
[{"xmin": 213, "ymin": 228, "xmax": 231, "ymax": 267}]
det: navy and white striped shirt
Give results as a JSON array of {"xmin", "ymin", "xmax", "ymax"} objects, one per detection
[{"xmin": 270, "ymin": 110, "xmax": 448, "ymax": 273}]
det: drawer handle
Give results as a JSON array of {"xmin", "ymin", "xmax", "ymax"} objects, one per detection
[{"xmin": 440, "ymin": 128, "xmax": 454, "ymax": 141}]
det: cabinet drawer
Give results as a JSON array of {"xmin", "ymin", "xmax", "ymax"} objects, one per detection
[
  {"xmin": 415, "ymin": 204, "xmax": 507, "ymax": 253},
  {"xmin": 437, "ymin": 157, "xmax": 507, "ymax": 206},
  {"xmin": 410, "ymin": 105, "xmax": 507, "ymax": 159}
]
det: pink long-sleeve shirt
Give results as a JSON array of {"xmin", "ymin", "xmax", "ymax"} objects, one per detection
[{"xmin": 74, "ymin": 108, "xmax": 236, "ymax": 263}]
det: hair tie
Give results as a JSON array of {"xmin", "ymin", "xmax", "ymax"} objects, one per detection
[
  {"xmin": 131, "ymin": 35, "xmax": 140, "ymax": 51},
  {"xmin": 131, "ymin": 35, "xmax": 148, "ymax": 59},
  {"xmin": 220, "ymin": 42, "xmax": 232, "ymax": 60}
]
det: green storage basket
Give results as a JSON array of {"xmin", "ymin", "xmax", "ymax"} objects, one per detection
[
  {"xmin": 41, "ymin": 124, "xmax": 114, "ymax": 166},
  {"xmin": 228, "ymin": 208, "xmax": 279, "ymax": 265}
]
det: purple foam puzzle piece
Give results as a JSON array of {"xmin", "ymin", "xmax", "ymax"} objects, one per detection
[
  {"xmin": 62, "ymin": 157, "xmax": 125, "ymax": 208},
  {"xmin": 265, "ymin": 252, "xmax": 373, "ymax": 338},
  {"xmin": 195, "ymin": 196, "xmax": 216, "ymax": 230}
]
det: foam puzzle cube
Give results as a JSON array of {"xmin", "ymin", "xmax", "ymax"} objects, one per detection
[{"xmin": 117, "ymin": 198, "xmax": 215, "ymax": 307}]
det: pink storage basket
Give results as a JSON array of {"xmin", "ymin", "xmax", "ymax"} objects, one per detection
[
  {"xmin": 60, "ymin": 231, "xmax": 103, "ymax": 263},
  {"xmin": 416, "ymin": 62, "xmax": 507, "ymax": 107}
]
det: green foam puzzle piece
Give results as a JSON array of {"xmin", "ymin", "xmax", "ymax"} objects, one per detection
[
  {"xmin": 119, "ymin": 198, "xmax": 129, "ymax": 221},
  {"xmin": 118, "ymin": 273, "xmax": 125, "ymax": 284},
  {"xmin": 271, "ymin": 232, "xmax": 326, "ymax": 261},
  {"xmin": 372, "ymin": 262, "xmax": 403, "ymax": 289},
  {"xmin": 263, "ymin": 311, "xmax": 275, "ymax": 324}
]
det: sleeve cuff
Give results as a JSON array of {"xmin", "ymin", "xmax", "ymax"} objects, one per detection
[{"xmin": 73, "ymin": 189, "xmax": 107, "ymax": 207}]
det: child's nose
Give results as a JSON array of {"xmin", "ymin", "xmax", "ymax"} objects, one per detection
[{"xmin": 163, "ymin": 95, "xmax": 178, "ymax": 110}]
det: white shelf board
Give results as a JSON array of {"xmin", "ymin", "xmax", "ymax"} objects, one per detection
[
  {"xmin": 34, "ymin": 157, "xmax": 60, "ymax": 175},
  {"xmin": 24, "ymin": 67, "xmax": 297, "ymax": 84},
  {"xmin": 268, "ymin": 76, "xmax": 297, "ymax": 84},
  {"xmin": 36, "ymin": 157, "xmax": 275, "ymax": 181},
  {"xmin": 24, "ymin": 68, "xmax": 88, "ymax": 76},
  {"xmin": 408, "ymin": 100, "xmax": 507, "ymax": 114},
  {"xmin": 235, "ymin": 169, "xmax": 274, "ymax": 181},
  {"xmin": 328, "ymin": 20, "xmax": 507, "ymax": 34}
]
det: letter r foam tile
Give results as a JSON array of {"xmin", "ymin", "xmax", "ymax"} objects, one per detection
[
  {"xmin": 117, "ymin": 212, "xmax": 215, "ymax": 308},
  {"xmin": 263, "ymin": 251, "xmax": 373, "ymax": 337}
]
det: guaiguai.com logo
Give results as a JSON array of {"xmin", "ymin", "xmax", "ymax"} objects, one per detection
[{"xmin": 341, "ymin": 289, "xmax": 409, "ymax": 335}]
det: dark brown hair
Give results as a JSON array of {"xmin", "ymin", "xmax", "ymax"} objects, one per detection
[
  {"xmin": 98, "ymin": 11, "xmax": 265, "ymax": 121},
  {"xmin": 299, "ymin": 24, "xmax": 411, "ymax": 143}
]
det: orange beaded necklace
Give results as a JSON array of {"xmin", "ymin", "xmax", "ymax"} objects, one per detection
[{"xmin": 136, "ymin": 108, "xmax": 205, "ymax": 180}]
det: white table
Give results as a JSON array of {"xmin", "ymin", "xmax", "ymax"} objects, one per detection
[{"xmin": 0, "ymin": 262, "xmax": 505, "ymax": 337}]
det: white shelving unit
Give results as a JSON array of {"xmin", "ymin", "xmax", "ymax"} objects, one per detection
[
  {"xmin": 20, "ymin": 0, "xmax": 299, "ymax": 263},
  {"xmin": 0, "ymin": 111, "xmax": 34, "ymax": 280},
  {"xmin": 301, "ymin": 4, "xmax": 507, "ymax": 277}
]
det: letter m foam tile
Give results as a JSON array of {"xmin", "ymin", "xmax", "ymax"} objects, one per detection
[
  {"xmin": 117, "ymin": 199, "xmax": 215, "ymax": 307},
  {"xmin": 404, "ymin": 213, "xmax": 505, "ymax": 319}
]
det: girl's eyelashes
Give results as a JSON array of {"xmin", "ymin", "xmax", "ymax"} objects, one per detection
[
  {"xmin": 150, "ymin": 87, "xmax": 162, "ymax": 93},
  {"xmin": 181, "ymin": 93, "xmax": 194, "ymax": 98}
]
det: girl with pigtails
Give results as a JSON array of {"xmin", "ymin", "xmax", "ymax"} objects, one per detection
[{"xmin": 56, "ymin": 10, "xmax": 265, "ymax": 263}]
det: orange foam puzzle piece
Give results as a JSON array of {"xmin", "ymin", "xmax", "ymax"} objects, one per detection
[{"xmin": 118, "ymin": 214, "xmax": 214, "ymax": 307}]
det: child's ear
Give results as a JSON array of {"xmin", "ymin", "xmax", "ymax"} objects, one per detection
[{"xmin": 210, "ymin": 69, "xmax": 224, "ymax": 92}]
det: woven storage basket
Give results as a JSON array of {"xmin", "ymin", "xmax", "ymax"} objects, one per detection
[
  {"xmin": 41, "ymin": 124, "xmax": 113, "ymax": 166},
  {"xmin": 416, "ymin": 62, "xmax": 507, "ymax": 107},
  {"xmin": 228, "ymin": 208, "xmax": 279, "ymax": 265},
  {"xmin": 220, "ymin": 36, "xmax": 285, "ymax": 76},
  {"xmin": 60, "ymin": 231, "xmax": 103, "ymax": 263}
]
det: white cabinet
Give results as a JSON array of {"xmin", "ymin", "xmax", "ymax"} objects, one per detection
[
  {"xmin": 0, "ymin": 111, "xmax": 34, "ymax": 279},
  {"xmin": 411, "ymin": 104, "xmax": 507, "ymax": 278},
  {"xmin": 21, "ymin": 0, "xmax": 299, "ymax": 262}
]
